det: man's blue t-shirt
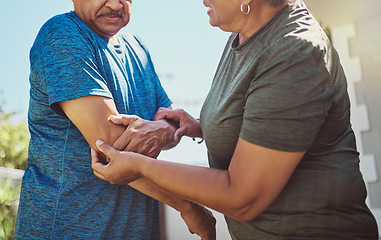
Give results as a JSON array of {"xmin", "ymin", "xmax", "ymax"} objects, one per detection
[{"xmin": 15, "ymin": 11, "xmax": 171, "ymax": 239}]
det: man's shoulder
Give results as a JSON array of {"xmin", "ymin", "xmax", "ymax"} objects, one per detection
[
  {"xmin": 34, "ymin": 12, "xmax": 94, "ymax": 48},
  {"xmin": 38, "ymin": 12, "xmax": 92, "ymax": 40},
  {"xmin": 41, "ymin": 12, "xmax": 76, "ymax": 31}
]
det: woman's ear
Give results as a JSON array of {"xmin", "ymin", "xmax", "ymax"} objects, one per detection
[
  {"xmin": 243, "ymin": 0, "xmax": 254, "ymax": 5},
  {"xmin": 240, "ymin": 0, "xmax": 253, "ymax": 15}
]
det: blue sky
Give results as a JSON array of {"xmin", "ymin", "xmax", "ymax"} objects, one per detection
[{"xmin": 0, "ymin": 0, "xmax": 229, "ymax": 121}]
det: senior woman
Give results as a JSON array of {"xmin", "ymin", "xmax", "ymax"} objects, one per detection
[{"xmin": 92, "ymin": 0, "xmax": 379, "ymax": 239}]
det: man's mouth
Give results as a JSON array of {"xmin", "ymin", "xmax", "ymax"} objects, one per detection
[{"xmin": 97, "ymin": 11, "xmax": 124, "ymax": 19}]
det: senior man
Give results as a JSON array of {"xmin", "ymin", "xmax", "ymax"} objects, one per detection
[{"xmin": 14, "ymin": 0, "xmax": 215, "ymax": 239}]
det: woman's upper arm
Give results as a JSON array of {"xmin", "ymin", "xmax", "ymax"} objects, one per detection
[
  {"xmin": 58, "ymin": 96, "xmax": 126, "ymax": 150},
  {"xmin": 228, "ymin": 137, "xmax": 305, "ymax": 221}
]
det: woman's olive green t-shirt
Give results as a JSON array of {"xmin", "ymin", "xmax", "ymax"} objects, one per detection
[{"xmin": 200, "ymin": 1, "xmax": 378, "ymax": 239}]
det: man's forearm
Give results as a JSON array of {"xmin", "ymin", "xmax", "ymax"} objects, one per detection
[
  {"xmin": 128, "ymin": 177, "xmax": 194, "ymax": 214},
  {"xmin": 128, "ymin": 176, "xmax": 216, "ymax": 239}
]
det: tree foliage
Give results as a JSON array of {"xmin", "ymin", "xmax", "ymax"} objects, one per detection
[
  {"xmin": 0, "ymin": 178, "xmax": 20, "ymax": 240},
  {"xmin": 0, "ymin": 110, "xmax": 29, "ymax": 170},
  {"xmin": 0, "ymin": 97, "xmax": 28, "ymax": 239}
]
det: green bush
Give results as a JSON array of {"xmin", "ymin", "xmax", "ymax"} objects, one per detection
[
  {"xmin": 0, "ymin": 178, "xmax": 20, "ymax": 240},
  {"xmin": 0, "ymin": 98, "xmax": 28, "ymax": 239},
  {"xmin": 0, "ymin": 110, "xmax": 29, "ymax": 170}
]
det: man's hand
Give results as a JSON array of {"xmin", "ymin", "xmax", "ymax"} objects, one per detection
[
  {"xmin": 109, "ymin": 114, "xmax": 176, "ymax": 158},
  {"xmin": 181, "ymin": 203, "xmax": 216, "ymax": 240}
]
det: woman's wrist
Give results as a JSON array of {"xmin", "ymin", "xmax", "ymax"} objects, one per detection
[
  {"xmin": 134, "ymin": 152, "xmax": 154, "ymax": 180},
  {"xmin": 192, "ymin": 118, "xmax": 203, "ymax": 140},
  {"xmin": 192, "ymin": 137, "xmax": 204, "ymax": 144}
]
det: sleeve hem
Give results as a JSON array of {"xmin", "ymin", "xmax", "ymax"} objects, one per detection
[
  {"xmin": 239, "ymin": 131, "xmax": 309, "ymax": 152},
  {"xmin": 50, "ymin": 90, "xmax": 113, "ymax": 116}
]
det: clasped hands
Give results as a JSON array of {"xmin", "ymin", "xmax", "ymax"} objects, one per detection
[
  {"xmin": 91, "ymin": 107, "xmax": 202, "ymax": 184},
  {"xmin": 91, "ymin": 111, "xmax": 174, "ymax": 184}
]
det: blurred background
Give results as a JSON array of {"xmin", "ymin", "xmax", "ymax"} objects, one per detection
[{"xmin": 0, "ymin": 0, "xmax": 379, "ymax": 239}]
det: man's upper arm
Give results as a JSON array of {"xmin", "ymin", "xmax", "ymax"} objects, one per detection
[{"xmin": 58, "ymin": 96, "xmax": 126, "ymax": 151}]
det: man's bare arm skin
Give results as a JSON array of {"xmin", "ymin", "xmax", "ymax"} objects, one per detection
[{"xmin": 58, "ymin": 96, "xmax": 216, "ymax": 239}]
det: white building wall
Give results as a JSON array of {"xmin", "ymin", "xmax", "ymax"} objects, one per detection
[
  {"xmin": 305, "ymin": 1, "xmax": 381, "ymax": 237},
  {"xmin": 331, "ymin": 24, "xmax": 380, "ymax": 236}
]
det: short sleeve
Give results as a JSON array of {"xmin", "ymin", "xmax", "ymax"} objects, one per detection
[
  {"xmin": 31, "ymin": 15, "xmax": 112, "ymax": 116},
  {"xmin": 240, "ymin": 49, "xmax": 334, "ymax": 152},
  {"xmin": 154, "ymin": 75, "xmax": 172, "ymax": 109},
  {"xmin": 131, "ymin": 35, "xmax": 172, "ymax": 110}
]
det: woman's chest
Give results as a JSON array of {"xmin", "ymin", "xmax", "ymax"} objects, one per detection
[{"xmin": 200, "ymin": 54, "xmax": 254, "ymax": 169}]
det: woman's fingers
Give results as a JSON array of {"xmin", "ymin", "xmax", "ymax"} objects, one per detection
[
  {"xmin": 91, "ymin": 140, "xmax": 116, "ymax": 175},
  {"xmin": 109, "ymin": 114, "xmax": 139, "ymax": 126},
  {"xmin": 153, "ymin": 107, "xmax": 167, "ymax": 121},
  {"xmin": 96, "ymin": 139, "xmax": 116, "ymax": 157},
  {"xmin": 91, "ymin": 141, "xmax": 142, "ymax": 185},
  {"xmin": 93, "ymin": 169, "xmax": 107, "ymax": 181},
  {"xmin": 174, "ymin": 127, "xmax": 187, "ymax": 142},
  {"xmin": 155, "ymin": 108, "xmax": 182, "ymax": 122},
  {"xmin": 91, "ymin": 148, "xmax": 108, "ymax": 180}
]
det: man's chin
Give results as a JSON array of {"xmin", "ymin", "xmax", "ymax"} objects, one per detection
[{"xmin": 96, "ymin": 26, "xmax": 124, "ymax": 39}]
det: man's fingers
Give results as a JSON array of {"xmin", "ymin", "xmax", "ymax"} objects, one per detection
[{"xmin": 113, "ymin": 131, "xmax": 131, "ymax": 151}]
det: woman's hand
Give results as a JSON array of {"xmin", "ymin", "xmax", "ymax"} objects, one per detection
[
  {"xmin": 109, "ymin": 114, "xmax": 176, "ymax": 158},
  {"xmin": 91, "ymin": 140, "xmax": 145, "ymax": 185},
  {"xmin": 154, "ymin": 107, "xmax": 202, "ymax": 142}
]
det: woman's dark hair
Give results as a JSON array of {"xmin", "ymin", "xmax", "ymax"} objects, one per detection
[{"xmin": 265, "ymin": 0, "xmax": 288, "ymax": 7}]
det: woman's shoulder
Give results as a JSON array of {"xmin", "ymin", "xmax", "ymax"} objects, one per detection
[{"xmin": 257, "ymin": 5, "xmax": 331, "ymax": 65}]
